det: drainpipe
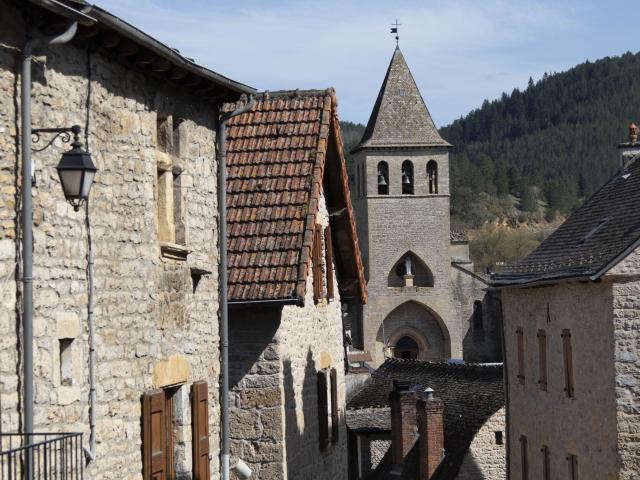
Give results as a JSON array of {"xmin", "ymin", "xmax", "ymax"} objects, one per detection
[
  {"xmin": 83, "ymin": 200, "xmax": 96, "ymax": 462},
  {"xmin": 217, "ymin": 95, "xmax": 254, "ymax": 480},
  {"xmin": 21, "ymin": 19, "xmax": 79, "ymax": 458}
]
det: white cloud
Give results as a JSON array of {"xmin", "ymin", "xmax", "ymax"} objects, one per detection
[{"xmin": 94, "ymin": 0, "xmax": 591, "ymax": 125}]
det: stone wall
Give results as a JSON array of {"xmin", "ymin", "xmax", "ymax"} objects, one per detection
[
  {"xmin": 501, "ymin": 282, "xmax": 619, "ymax": 480},
  {"xmin": 0, "ymin": 4, "xmax": 221, "ymax": 478},
  {"xmin": 456, "ymin": 407, "xmax": 506, "ymax": 480},
  {"xmin": 229, "ymin": 188, "xmax": 348, "ymax": 480}
]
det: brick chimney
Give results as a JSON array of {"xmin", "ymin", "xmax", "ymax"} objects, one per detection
[
  {"xmin": 417, "ymin": 387, "xmax": 444, "ymax": 479},
  {"xmin": 390, "ymin": 380, "xmax": 418, "ymax": 466},
  {"xmin": 618, "ymin": 122, "xmax": 640, "ymax": 168}
]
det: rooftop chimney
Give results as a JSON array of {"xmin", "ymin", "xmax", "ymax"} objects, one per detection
[
  {"xmin": 417, "ymin": 387, "xmax": 444, "ymax": 480},
  {"xmin": 618, "ymin": 122, "xmax": 640, "ymax": 168},
  {"xmin": 390, "ymin": 380, "xmax": 418, "ymax": 467}
]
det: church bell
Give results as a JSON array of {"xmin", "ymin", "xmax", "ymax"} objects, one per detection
[{"xmin": 378, "ymin": 173, "xmax": 388, "ymax": 187}]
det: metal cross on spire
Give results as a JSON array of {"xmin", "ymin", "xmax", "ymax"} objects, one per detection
[{"xmin": 390, "ymin": 19, "xmax": 402, "ymax": 46}]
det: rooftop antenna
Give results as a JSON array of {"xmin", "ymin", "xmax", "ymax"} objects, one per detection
[{"xmin": 390, "ymin": 19, "xmax": 401, "ymax": 46}]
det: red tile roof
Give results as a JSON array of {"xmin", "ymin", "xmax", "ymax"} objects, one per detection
[{"xmin": 223, "ymin": 89, "xmax": 367, "ymax": 305}]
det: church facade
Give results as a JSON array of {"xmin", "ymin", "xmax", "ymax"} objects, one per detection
[{"xmin": 350, "ymin": 47, "xmax": 501, "ymax": 366}]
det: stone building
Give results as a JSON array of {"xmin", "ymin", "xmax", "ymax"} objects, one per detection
[
  {"xmin": 493, "ymin": 126, "xmax": 640, "ymax": 479},
  {"xmin": 1, "ymin": 0, "xmax": 253, "ymax": 478},
  {"xmin": 346, "ymin": 359, "xmax": 505, "ymax": 479},
  {"xmin": 223, "ymin": 89, "xmax": 368, "ymax": 479},
  {"xmin": 350, "ymin": 46, "xmax": 501, "ymax": 366}
]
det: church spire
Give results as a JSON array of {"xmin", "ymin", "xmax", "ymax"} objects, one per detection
[{"xmin": 354, "ymin": 47, "xmax": 450, "ymax": 151}]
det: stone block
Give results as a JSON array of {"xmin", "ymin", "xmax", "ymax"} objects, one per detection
[
  {"xmin": 240, "ymin": 387, "xmax": 281, "ymax": 409},
  {"xmin": 153, "ymin": 355, "xmax": 189, "ymax": 388},
  {"xmin": 57, "ymin": 386, "xmax": 80, "ymax": 405},
  {"xmin": 56, "ymin": 311, "xmax": 80, "ymax": 339}
]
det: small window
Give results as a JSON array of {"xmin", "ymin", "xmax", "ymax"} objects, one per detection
[
  {"xmin": 59, "ymin": 338, "xmax": 74, "ymax": 386},
  {"xmin": 313, "ymin": 225, "xmax": 324, "ymax": 303},
  {"xmin": 377, "ymin": 161, "xmax": 389, "ymax": 195},
  {"xmin": 157, "ymin": 114, "xmax": 172, "ymax": 153},
  {"xmin": 520, "ymin": 435, "xmax": 529, "ymax": 480},
  {"xmin": 538, "ymin": 330, "xmax": 547, "ymax": 391},
  {"xmin": 516, "ymin": 327, "xmax": 525, "ymax": 385},
  {"xmin": 330, "ymin": 368, "xmax": 339, "ymax": 444},
  {"xmin": 473, "ymin": 301, "xmax": 483, "ymax": 331},
  {"xmin": 494, "ymin": 431, "xmax": 503, "ymax": 445},
  {"xmin": 567, "ymin": 453, "xmax": 578, "ymax": 480},
  {"xmin": 541, "ymin": 445, "xmax": 550, "ymax": 480},
  {"xmin": 427, "ymin": 160, "xmax": 438, "ymax": 194},
  {"xmin": 562, "ymin": 329, "xmax": 574, "ymax": 398},
  {"xmin": 361, "ymin": 163, "xmax": 366, "ymax": 197},
  {"xmin": 401, "ymin": 160, "xmax": 414, "ymax": 195},
  {"xmin": 173, "ymin": 171, "xmax": 185, "ymax": 245},
  {"xmin": 394, "ymin": 336, "xmax": 419, "ymax": 359},
  {"xmin": 317, "ymin": 369, "xmax": 330, "ymax": 451}
]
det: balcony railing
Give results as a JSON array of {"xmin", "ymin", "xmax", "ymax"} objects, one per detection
[{"xmin": 1, "ymin": 433, "xmax": 83, "ymax": 479}]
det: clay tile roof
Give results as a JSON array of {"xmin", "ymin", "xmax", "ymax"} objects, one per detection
[
  {"xmin": 353, "ymin": 47, "xmax": 451, "ymax": 152},
  {"xmin": 223, "ymin": 89, "xmax": 367, "ymax": 305},
  {"xmin": 493, "ymin": 156, "xmax": 640, "ymax": 286},
  {"xmin": 347, "ymin": 358, "xmax": 504, "ymax": 480}
]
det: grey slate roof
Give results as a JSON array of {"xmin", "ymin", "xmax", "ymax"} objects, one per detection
[
  {"xmin": 347, "ymin": 359, "xmax": 504, "ymax": 480},
  {"xmin": 346, "ymin": 407, "xmax": 391, "ymax": 432},
  {"xmin": 493, "ymin": 157, "xmax": 640, "ymax": 286},
  {"xmin": 353, "ymin": 47, "xmax": 451, "ymax": 152}
]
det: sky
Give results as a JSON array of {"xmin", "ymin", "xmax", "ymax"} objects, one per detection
[{"xmin": 96, "ymin": 0, "xmax": 636, "ymax": 127}]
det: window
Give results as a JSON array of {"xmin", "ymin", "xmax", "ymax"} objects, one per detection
[
  {"xmin": 538, "ymin": 329, "xmax": 548, "ymax": 391},
  {"xmin": 473, "ymin": 301, "xmax": 483, "ymax": 331},
  {"xmin": 142, "ymin": 388, "xmax": 176, "ymax": 480},
  {"xmin": 401, "ymin": 160, "xmax": 414, "ymax": 194},
  {"xmin": 361, "ymin": 163, "xmax": 366, "ymax": 197},
  {"xmin": 312, "ymin": 224, "xmax": 324, "ymax": 302},
  {"xmin": 324, "ymin": 225, "xmax": 334, "ymax": 300},
  {"xmin": 494, "ymin": 431, "xmax": 503, "ymax": 445},
  {"xmin": 520, "ymin": 435, "xmax": 529, "ymax": 480},
  {"xmin": 317, "ymin": 369, "xmax": 330, "ymax": 451},
  {"xmin": 427, "ymin": 160, "xmax": 438, "ymax": 194},
  {"xmin": 541, "ymin": 445, "xmax": 550, "ymax": 480},
  {"xmin": 157, "ymin": 114, "xmax": 172, "ymax": 153},
  {"xmin": 394, "ymin": 336, "xmax": 419, "ymax": 359},
  {"xmin": 59, "ymin": 338, "xmax": 74, "ymax": 386},
  {"xmin": 330, "ymin": 368, "xmax": 339, "ymax": 444},
  {"xmin": 191, "ymin": 382, "xmax": 210, "ymax": 479},
  {"xmin": 388, "ymin": 252, "xmax": 434, "ymax": 288},
  {"xmin": 516, "ymin": 327, "xmax": 525, "ymax": 385},
  {"xmin": 377, "ymin": 161, "xmax": 389, "ymax": 195},
  {"xmin": 567, "ymin": 454, "xmax": 578, "ymax": 480},
  {"xmin": 562, "ymin": 329, "xmax": 574, "ymax": 398}
]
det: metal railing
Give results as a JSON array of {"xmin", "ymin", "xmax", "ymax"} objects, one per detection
[{"xmin": 1, "ymin": 433, "xmax": 83, "ymax": 479}]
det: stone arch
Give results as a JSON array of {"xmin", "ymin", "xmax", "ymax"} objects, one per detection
[
  {"xmin": 387, "ymin": 251, "xmax": 434, "ymax": 287},
  {"xmin": 427, "ymin": 160, "xmax": 438, "ymax": 194},
  {"xmin": 377, "ymin": 301, "xmax": 451, "ymax": 361}
]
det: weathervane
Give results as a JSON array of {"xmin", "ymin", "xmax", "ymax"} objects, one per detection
[{"xmin": 390, "ymin": 19, "xmax": 401, "ymax": 46}]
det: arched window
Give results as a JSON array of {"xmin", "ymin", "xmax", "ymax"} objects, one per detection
[
  {"xmin": 473, "ymin": 300, "xmax": 483, "ymax": 331},
  {"xmin": 427, "ymin": 160, "xmax": 438, "ymax": 194},
  {"xmin": 401, "ymin": 160, "xmax": 414, "ymax": 195},
  {"xmin": 377, "ymin": 161, "xmax": 389, "ymax": 195},
  {"xmin": 394, "ymin": 336, "xmax": 419, "ymax": 359},
  {"xmin": 388, "ymin": 252, "xmax": 434, "ymax": 287}
]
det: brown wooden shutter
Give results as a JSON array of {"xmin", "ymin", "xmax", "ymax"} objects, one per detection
[
  {"xmin": 142, "ymin": 390, "xmax": 167, "ymax": 480},
  {"xmin": 567, "ymin": 454, "xmax": 578, "ymax": 480},
  {"xmin": 317, "ymin": 370, "xmax": 329, "ymax": 451},
  {"xmin": 330, "ymin": 368, "xmax": 339, "ymax": 444},
  {"xmin": 537, "ymin": 329, "xmax": 547, "ymax": 391},
  {"xmin": 192, "ymin": 382, "xmax": 210, "ymax": 480},
  {"xmin": 516, "ymin": 327, "xmax": 525, "ymax": 385},
  {"xmin": 541, "ymin": 445, "xmax": 550, "ymax": 480},
  {"xmin": 324, "ymin": 225, "xmax": 334, "ymax": 300},
  {"xmin": 562, "ymin": 329, "xmax": 574, "ymax": 397},
  {"xmin": 520, "ymin": 435, "xmax": 528, "ymax": 480},
  {"xmin": 313, "ymin": 225, "xmax": 324, "ymax": 303}
]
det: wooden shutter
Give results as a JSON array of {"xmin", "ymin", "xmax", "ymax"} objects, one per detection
[
  {"xmin": 330, "ymin": 368, "xmax": 339, "ymax": 444},
  {"xmin": 520, "ymin": 435, "xmax": 528, "ymax": 480},
  {"xmin": 567, "ymin": 454, "xmax": 578, "ymax": 480},
  {"xmin": 143, "ymin": 390, "xmax": 167, "ymax": 480},
  {"xmin": 192, "ymin": 382, "xmax": 210, "ymax": 480},
  {"xmin": 541, "ymin": 445, "xmax": 550, "ymax": 480},
  {"xmin": 324, "ymin": 225, "xmax": 334, "ymax": 300},
  {"xmin": 313, "ymin": 225, "xmax": 324, "ymax": 303},
  {"xmin": 516, "ymin": 327, "xmax": 525, "ymax": 385},
  {"xmin": 537, "ymin": 330, "xmax": 547, "ymax": 391},
  {"xmin": 562, "ymin": 329, "xmax": 574, "ymax": 397},
  {"xmin": 317, "ymin": 370, "xmax": 329, "ymax": 451}
]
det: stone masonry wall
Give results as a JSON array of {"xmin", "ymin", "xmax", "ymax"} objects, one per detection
[
  {"xmin": 456, "ymin": 407, "xmax": 506, "ymax": 480},
  {"xmin": 1, "ymin": 5, "xmax": 221, "ymax": 478},
  {"xmin": 229, "ymin": 189, "xmax": 348, "ymax": 480},
  {"xmin": 501, "ymin": 282, "xmax": 619, "ymax": 480}
]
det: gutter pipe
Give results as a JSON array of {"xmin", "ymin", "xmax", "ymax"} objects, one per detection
[
  {"xmin": 21, "ymin": 19, "xmax": 83, "ymax": 478},
  {"xmin": 83, "ymin": 201, "xmax": 96, "ymax": 462},
  {"xmin": 217, "ymin": 95, "xmax": 255, "ymax": 480}
]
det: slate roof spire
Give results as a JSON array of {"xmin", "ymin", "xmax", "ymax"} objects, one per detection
[{"xmin": 354, "ymin": 47, "xmax": 450, "ymax": 151}]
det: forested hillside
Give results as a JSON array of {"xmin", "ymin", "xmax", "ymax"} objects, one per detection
[{"xmin": 341, "ymin": 51, "xmax": 640, "ymax": 230}]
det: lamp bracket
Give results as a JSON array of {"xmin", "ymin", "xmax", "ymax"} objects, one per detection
[{"xmin": 32, "ymin": 125, "xmax": 82, "ymax": 152}]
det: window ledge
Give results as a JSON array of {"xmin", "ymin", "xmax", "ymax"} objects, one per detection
[{"xmin": 160, "ymin": 242, "xmax": 190, "ymax": 260}]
